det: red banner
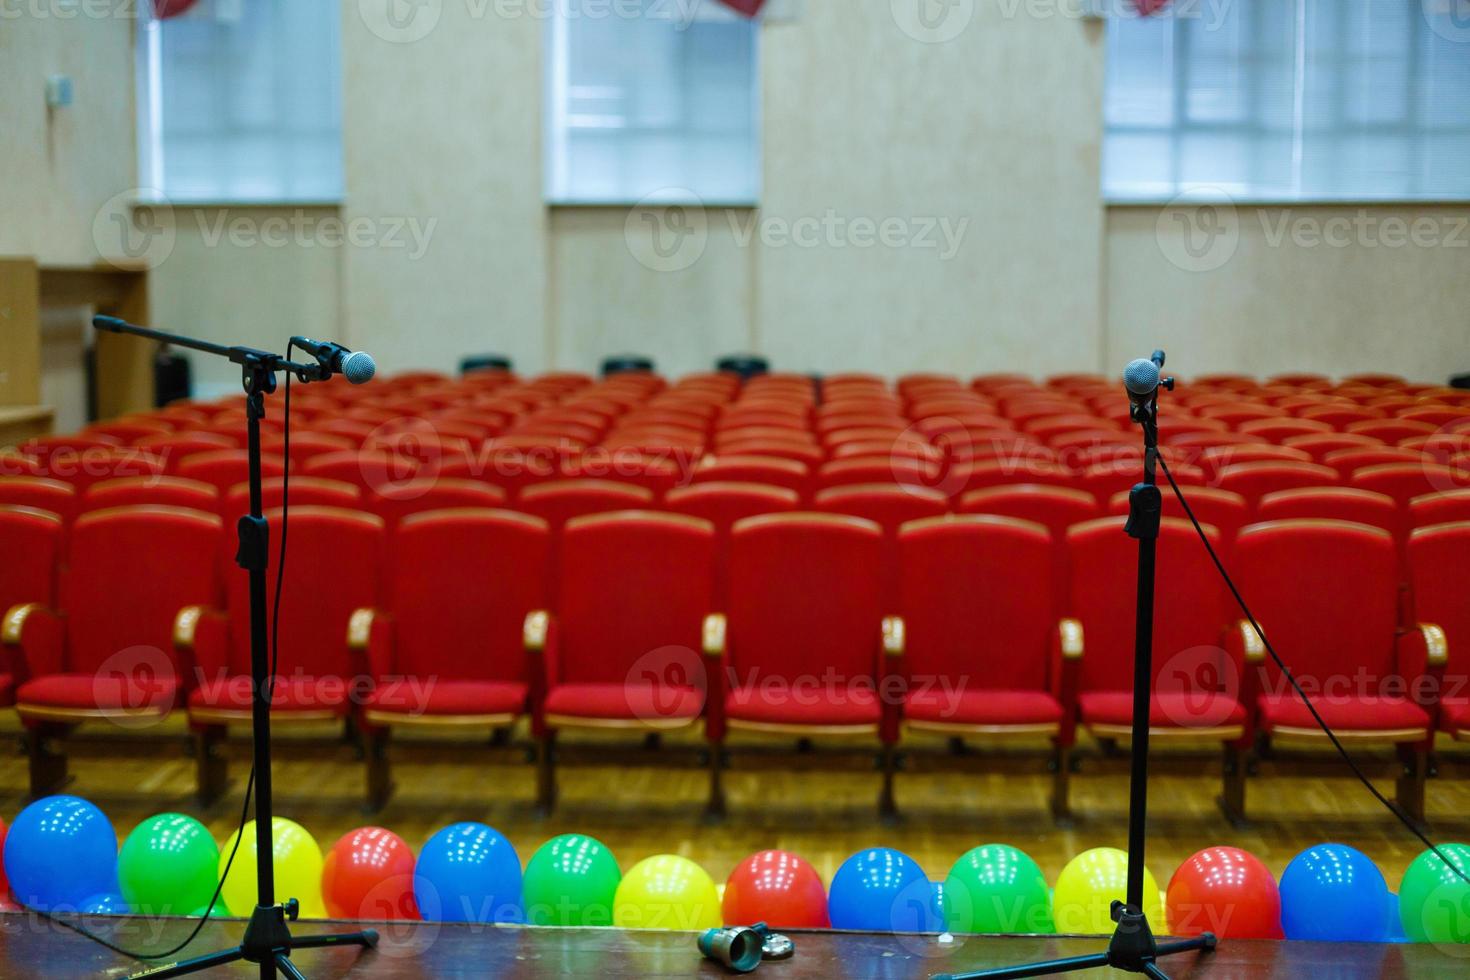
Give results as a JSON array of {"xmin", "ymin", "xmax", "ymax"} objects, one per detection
[
  {"xmin": 1131, "ymin": 0, "xmax": 1172, "ymax": 14},
  {"xmin": 717, "ymin": 0, "xmax": 767, "ymax": 16}
]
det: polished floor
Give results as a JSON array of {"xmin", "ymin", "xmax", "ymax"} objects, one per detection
[{"xmin": 1, "ymin": 718, "xmax": 1466, "ymax": 894}]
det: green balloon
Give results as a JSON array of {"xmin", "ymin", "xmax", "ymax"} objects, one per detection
[
  {"xmin": 118, "ymin": 814, "xmax": 221, "ymax": 917},
  {"xmin": 944, "ymin": 844, "xmax": 1054, "ymax": 934},
  {"xmin": 1399, "ymin": 843, "xmax": 1470, "ymax": 944},
  {"xmin": 522, "ymin": 834, "xmax": 622, "ymax": 927}
]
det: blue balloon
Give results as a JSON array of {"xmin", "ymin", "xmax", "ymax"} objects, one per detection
[
  {"xmin": 80, "ymin": 893, "xmax": 130, "ymax": 915},
  {"xmin": 4, "ymin": 796, "xmax": 118, "ymax": 911},
  {"xmin": 828, "ymin": 848, "xmax": 927, "ymax": 931},
  {"xmin": 1280, "ymin": 844, "xmax": 1389, "ymax": 942},
  {"xmin": 413, "ymin": 822, "xmax": 522, "ymax": 923}
]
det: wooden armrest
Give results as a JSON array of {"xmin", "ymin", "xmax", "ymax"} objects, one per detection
[
  {"xmin": 347, "ymin": 608, "xmax": 377, "ymax": 650},
  {"xmin": 1235, "ymin": 620, "xmax": 1266, "ymax": 664},
  {"xmin": 1058, "ymin": 618, "xmax": 1084, "ymax": 660},
  {"xmin": 524, "ymin": 610, "xmax": 550, "ymax": 653},
  {"xmin": 3, "ymin": 603, "xmax": 48, "ymax": 646},
  {"xmin": 1418, "ymin": 623, "xmax": 1448, "ymax": 669},
  {"xmin": 882, "ymin": 616, "xmax": 905, "ymax": 658},
  {"xmin": 702, "ymin": 613, "xmax": 727, "ymax": 658}
]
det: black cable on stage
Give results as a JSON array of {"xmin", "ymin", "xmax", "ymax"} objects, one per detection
[
  {"xmin": 1158, "ymin": 452, "xmax": 1470, "ymax": 888},
  {"xmin": 36, "ymin": 350, "xmax": 299, "ymax": 961}
]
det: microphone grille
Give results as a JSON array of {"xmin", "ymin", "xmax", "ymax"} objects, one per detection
[
  {"xmin": 343, "ymin": 350, "xmax": 377, "ymax": 385},
  {"xmin": 1123, "ymin": 358, "xmax": 1161, "ymax": 397}
]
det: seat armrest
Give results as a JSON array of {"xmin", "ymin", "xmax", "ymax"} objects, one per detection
[
  {"xmin": 879, "ymin": 616, "xmax": 906, "ymax": 744},
  {"xmin": 1224, "ymin": 619, "xmax": 1266, "ymax": 746},
  {"xmin": 703, "ymin": 613, "xmax": 727, "ymax": 743},
  {"xmin": 347, "ymin": 608, "xmax": 394, "ymax": 679},
  {"xmin": 173, "ymin": 605, "xmax": 230, "ymax": 686},
  {"xmin": 525, "ymin": 610, "xmax": 558, "ymax": 736},
  {"xmin": 1398, "ymin": 623, "xmax": 1449, "ymax": 725},
  {"xmin": 1050, "ymin": 618, "xmax": 1084, "ymax": 746},
  {"xmin": 2, "ymin": 603, "xmax": 65, "ymax": 682}
]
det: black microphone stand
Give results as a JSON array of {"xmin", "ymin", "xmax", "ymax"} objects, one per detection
[
  {"xmin": 938, "ymin": 355, "xmax": 1216, "ymax": 980},
  {"xmin": 94, "ymin": 318, "xmax": 377, "ymax": 980}
]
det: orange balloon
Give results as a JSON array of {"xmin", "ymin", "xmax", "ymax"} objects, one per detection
[
  {"xmin": 723, "ymin": 850, "xmax": 829, "ymax": 928},
  {"xmin": 321, "ymin": 827, "xmax": 418, "ymax": 920}
]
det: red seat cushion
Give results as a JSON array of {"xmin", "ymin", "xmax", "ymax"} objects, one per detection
[
  {"xmin": 1080, "ymin": 691, "xmax": 1246, "ymax": 730},
  {"xmin": 364, "ymin": 679, "xmax": 526, "ymax": 719},
  {"xmin": 905, "ymin": 688, "xmax": 1062, "ymax": 728},
  {"xmin": 544, "ymin": 682, "xmax": 702, "ymax": 724},
  {"xmin": 1436, "ymin": 698, "xmax": 1469, "ymax": 735},
  {"xmin": 17, "ymin": 672, "xmax": 178, "ymax": 714},
  {"xmin": 1258, "ymin": 693, "xmax": 1429, "ymax": 733},
  {"xmin": 726, "ymin": 682, "xmax": 881, "ymax": 728},
  {"xmin": 188, "ymin": 675, "xmax": 352, "ymax": 717}
]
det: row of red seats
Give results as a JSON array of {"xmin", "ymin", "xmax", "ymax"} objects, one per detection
[{"xmin": 1, "ymin": 500, "xmax": 1464, "ymax": 823}]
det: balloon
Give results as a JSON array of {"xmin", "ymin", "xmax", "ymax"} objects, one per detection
[
  {"xmin": 80, "ymin": 893, "xmax": 129, "ymax": 915},
  {"xmin": 414, "ymin": 823, "xmax": 522, "ymax": 924},
  {"xmin": 1165, "ymin": 846, "xmax": 1282, "ymax": 939},
  {"xmin": 1052, "ymin": 848, "xmax": 1163, "ymax": 935},
  {"xmin": 722, "ymin": 850, "xmax": 828, "ymax": 929},
  {"xmin": 523, "ymin": 834, "xmax": 621, "ymax": 927},
  {"xmin": 118, "ymin": 814, "xmax": 220, "ymax": 916},
  {"xmin": 4, "ymin": 796, "xmax": 118, "ymax": 910},
  {"xmin": 322, "ymin": 827, "xmax": 418, "ymax": 921},
  {"xmin": 828, "ymin": 847, "xmax": 927, "ymax": 932},
  {"xmin": 190, "ymin": 898, "xmax": 230, "ymax": 918},
  {"xmin": 1397, "ymin": 842, "xmax": 1470, "ymax": 944},
  {"xmin": 613, "ymin": 855, "xmax": 721, "ymax": 931},
  {"xmin": 944, "ymin": 844, "xmax": 1054, "ymax": 934},
  {"xmin": 218, "ymin": 818, "xmax": 326, "ymax": 920},
  {"xmin": 1279, "ymin": 844, "xmax": 1388, "ymax": 942},
  {"xmin": 1383, "ymin": 893, "xmax": 1410, "ymax": 943}
]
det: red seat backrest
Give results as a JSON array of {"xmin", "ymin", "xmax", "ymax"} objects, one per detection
[
  {"xmin": 728, "ymin": 514, "xmax": 882, "ymax": 687},
  {"xmin": 0, "ymin": 477, "xmax": 76, "ymax": 525},
  {"xmin": 63, "ymin": 506, "xmax": 224, "ymax": 678},
  {"xmin": 556, "ymin": 513, "xmax": 715, "ymax": 686},
  {"xmin": 223, "ymin": 476, "xmax": 362, "ymax": 519},
  {"xmin": 366, "ymin": 479, "xmax": 507, "ymax": 527},
  {"xmin": 83, "ymin": 476, "xmax": 219, "ymax": 513},
  {"xmin": 1351, "ymin": 463, "xmax": 1465, "ymax": 513},
  {"xmin": 1233, "ymin": 520, "xmax": 1399, "ymax": 684},
  {"xmin": 1216, "ymin": 462, "xmax": 1338, "ymax": 513},
  {"xmin": 179, "ymin": 450, "xmax": 288, "ymax": 494},
  {"xmin": 1410, "ymin": 490, "xmax": 1470, "ymax": 529},
  {"xmin": 1066, "ymin": 517, "xmax": 1230, "ymax": 694},
  {"xmin": 1408, "ymin": 523, "xmax": 1470, "ymax": 680},
  {"xmin": 899, "ymin": 516, "xmax": 1053, "ymax": 691},
  {"xmin": 0, "ymin": 506, "xmax": 62, "ymax": 615},
  {"xmin": 519, "ymin": 480, "xmax": 654, "ymax": 535},
  {"xmin": 389, "ymin": 510, "xmax": 549, "ymax": 682},
  {"xmin": 1257, "ymin": 488, "xmax": 1399, "ymax": 537},
  {"xmin": 221, "ymin": 507, "xmax": 384, "ymax": 679}
]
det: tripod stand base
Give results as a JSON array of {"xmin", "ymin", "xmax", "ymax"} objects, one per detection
[
  {"xmin": 937, "ymin": 904, "xmax": 1216, "ymax": 980},
  {"xmin": 124, "ymin": 903, "xmax": 378, "ymax": 980}
]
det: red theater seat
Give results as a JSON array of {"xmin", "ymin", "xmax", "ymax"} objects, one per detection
[
  {"xmin": 1232, "ymin": 520, "xmax": 1436, "ymax": 824},
  {"xmin": 0, "ymin": 506, "xmax": 64, "ymax": 705},
  {"xmin": 1410, "ymin": 489, "xmax": 1470, "ymax": 528},
  {"xmin": 82, "ymin": 476, "xmax": 218, "ymax": 513},
  {"xmin": 365, "ymin": 478, "xmax": 507, "ymax": 527},
  {"xmin": 1351, "ymin": 463, "xmax": 1464, "ymax": 515},
  {"xmin": 895, "ymin": 515, "xmax": 1076, "ymax": 817},
  {"xmin": 1407, "ymin": 523, "xmax": 1469, "ymax": 741},
  {"xmin": 1067, "ymin": 517, "xmax": 1250, "ymax": 821},
  {"xmin": 815, "ymin": 485, "xmax": 949, "ymax": 606},
  {"xmin": 223, "ymin": 476, "xmax": 362, "ymax": 518},
  {"xmin": 1323, "ymin": 447, "xmax": 1426, "ymax": 480},
  {"xmin": 135, "ymin": 432, "xmax": 240, "ymax": 469},
  {"xmin": 691, "ymin": 455, "xmax": 809, "ymax": 499},
  {"xmin": 527, "ymin": 513, "xmax": 716, "ymax": 813},
  {"xmin": 0, "ymin": 476, "xmax": 76, "ymax": 526},
  {"xmin": 1107, "ymin": 486, "xmax": 1249, "ymax": 551},
  {"xmin": 707, "ymin": 514, "xmax": 893, "ymax": 816},
  {"xmin": 356, "ymin": 509, "xmax": 550, "ymax": 807},
  {"xmin": 1281, "ymin": 432, "xmax": 1385, "ymax": 464},
  {"xmin": 665, "ymin": 483, "xmax": 799, "ymax": 603},
  {"xmin": 180, "ymin": 450, "xmax": 288, "ymax": 495},
  {"xmin": 518, "ymin": 480, "xmax": 653, "ymax": 535},
  {"xmin": 816, "ymin": 456, "xmax": 939, "ymax": 492},
  {"xmin": 1216, "ymin": 461, "xmax": 1339, "ymax": 514},
  {"xmin": 1346, "ymin": 419, "xmax": 1437, "ymax": 445},
  {"xmin": 182, "ymin": 507, "xmax": 384, "ymax": 803},
  {"xmin": 261, "ymin": 431, "xmax": 355, "ymax": 470},
  {"xmin": 958, "ymin": 485, "xmax": 1098, "ymax": 612},
  {"xmin": 7, "ymin": 506, "xmax": 223, "ymax": 795},
  {"xmin": 1257, "ymin": 488, "xmax": 1399, "ymax": 536}
]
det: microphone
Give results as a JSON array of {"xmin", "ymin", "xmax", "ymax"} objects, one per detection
[
  {"xmin": 291, "ymin": 336, "xmax": 376, "ymax": 385},
  {"xmin": 1124, "ymin": 357, "xmax": 1162, "ymax": 406}
]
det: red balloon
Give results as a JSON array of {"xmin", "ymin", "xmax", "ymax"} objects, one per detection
[
  {"xmin": 321, "ymin": 827, "xmax": 419, "ymax": 920},
  {"xmin": 1167, "ymin": 847, "xmax": 1283, "ymax": 939},
  {"xmin": 723, "ymin": 850, "xmax": 829, "ymax": 928}
]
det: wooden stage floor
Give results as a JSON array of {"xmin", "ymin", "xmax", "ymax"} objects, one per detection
[{"xmin": 1, "ymin": 914, "xmax": 1458, "ymax": 978}]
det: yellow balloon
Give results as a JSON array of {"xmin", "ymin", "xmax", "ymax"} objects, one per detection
[
  {"xmin": 1052, "ymin": 848, "xmax": 1163, "ymax": 935},
  {"xmin": 613, "ymin": 855, "xmax": 721, "ymax": 931},
  {"xmin": 218, "ymin": 818, "xmax": 326, "ymax": 919}
]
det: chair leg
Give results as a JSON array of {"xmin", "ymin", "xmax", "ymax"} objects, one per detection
[
  {"xmin": 1050, "ymin": 743, "xmax": 1072, "ymax": 823},
  {"xmin": 1219, "ymin": 742, "xmax": 1249, "ymax": 827},
  {"xmin": 195, "ymin": 726, "xmax": 229, "ymax": 806},
  {"xmin": 27, "ymin": 724, "xmax": 70, "ymax": 798},
  {"xmin": 1396, "ymin": 743, "xmax": 1429, "ymax": 829},
  {"xmin": 365, "ymin": 727, "xmax": 392, "ymax": 811},
  {"xmin": 878, "ymin": 744, "xmax": 898, "ymax": 822},
  {"xmin": 705, "ymin": 743, "xmax": 727, "ymax": 820},
  {"xmin": 535, "ymin": 732, "xmax": 557, "ymax": 816}
]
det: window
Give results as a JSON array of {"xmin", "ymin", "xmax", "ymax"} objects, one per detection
[
  {"xmin": 545, "ymin": 0, "xmax": 761, "ymax": 205},
  {"xmin": 1103, "ymin": 0, "xmax": 1470, "ymax": 202},
  {"xmin": 138, "ymin": 0, "xmax": 343, "ymax": 203}
]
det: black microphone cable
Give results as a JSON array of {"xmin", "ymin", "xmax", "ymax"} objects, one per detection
[
  {"xmin": 35, "ymin": 347, "xmax": 300, "ymax": 961},
  {"xmin": 1158, "ymin": 452, "xmax": 1470, "ymax": 889}
]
